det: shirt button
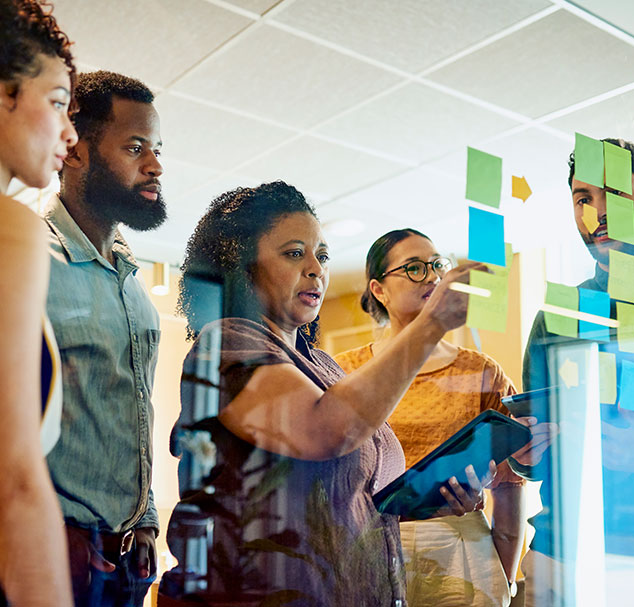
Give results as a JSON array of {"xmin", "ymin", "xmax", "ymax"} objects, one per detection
[
  {"xmin": 395, "ymin": 601, "xmax": 403, "ymax": 607},
  {"xmin": 138, "ymin": 390, "xmax": 144, "ymax": 400},
  {"xmin": 141, "ymin": 446, "xmax": 146, "ymax": 456},
  {"xmin": 392, "ymin": 556, "xmax": 397, "ymax": 568},
  {"xmin": 133, "ymin": 334, "xmax": 138, "ymax": 342},
  {"xmin": 373, "ymin": 480, "xmax": 379, "ymax": 491}
]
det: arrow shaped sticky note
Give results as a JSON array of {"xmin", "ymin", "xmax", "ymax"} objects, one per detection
[
  {"xmin": 558, "ymin": 358, "xmax": 579, "ymax": 389},
  {"xmin": 599, "ymin": 352, "xmax": 617, "ymax": 405},
  {"xmin": 604, "ymin": 141, "xmax": 633, "ymax": 195},
  {"xmin": 606, "ymin": 192, "xmax": 634, "ymax": 245},
  {"xmin": 608, "ymin": 250, "xmax": 634, "ymax": 303},
  {"xmin": 617, "ymin": 302, "xmax": 634, "ymax": 354},
  {"xmin": 466, "ymin": 147, "xmax": 502, "ymax": 208},
  {"xmin": 544, "ymin": 282, "xmax": 578, "ymax": 338},
  {"xmin": 574, "ymin": 133, "xmax": 604, "ymax": 188},
  {"xmin": 582, "ymin": 204, "xmax": 599, "ymax": 235},
  {"xmin": 512, "ymin": 176, "xmax": 532, "ymax": 202}
]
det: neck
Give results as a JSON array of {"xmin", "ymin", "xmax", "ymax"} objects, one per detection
[
  {"xmin": 262, "ymin": 317, "xmax": 297, "ymax": 349},
  {"xmin": 0, "ymin": 164, "xmax": 11, "ymax": 195},
  {"xmin": 60, "ymin": 185, "xmax": 118, "ymax": 264}
]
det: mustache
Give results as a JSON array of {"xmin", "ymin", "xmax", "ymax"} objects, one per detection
[{"xmin": 135, "ymin": 179, "xmax": 162, "ymax": 193}]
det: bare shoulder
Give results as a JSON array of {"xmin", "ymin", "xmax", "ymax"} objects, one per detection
[{"xmin": 0, "ymin": 195, "xmax": 47, "ymax": 243}]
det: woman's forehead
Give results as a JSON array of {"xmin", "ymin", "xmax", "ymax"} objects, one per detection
[
  {"xmin": 388, "ymin": 234, "xmax": 437, "ymax": 262},
  {"xmin": 263, "ymin": 212, "xmax": 325, "ymax": 245}
]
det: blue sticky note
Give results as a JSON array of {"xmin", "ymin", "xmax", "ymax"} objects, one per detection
[
  {"xmin": 468, "ymin": 207, "xmax": 505, "ymax": 266},
  {"xmin": 619, "ymin": 360, "xmax": 634, "ymax": 411},
  {"xmin": 578, "ymin": 288, "xmax": 610, "ymax": 341}
]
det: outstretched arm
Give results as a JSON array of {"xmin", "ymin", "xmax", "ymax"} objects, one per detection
[{"xmin": 0, "ymin": 198, "xmax": 72, "ymax": 606}]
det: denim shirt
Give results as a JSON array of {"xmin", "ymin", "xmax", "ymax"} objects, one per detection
[{"xmin": 43, "ymin": 195, "xmax": 160, "ymax": 533}]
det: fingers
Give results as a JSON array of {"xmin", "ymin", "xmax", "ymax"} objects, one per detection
[
  {"xmin": 136, "ymin": 541, "xmax": 150, "ymax": 579},
  {"xmin": 439, "ymin": 472, "xmax": 485, "ymax": 517},
  {"xmin": 439, "ymin": 483, "xmax": 466, "ymax": 517},
  {"xmin": 89, "ymin": 546, "xmax": 116, "ymax": 573}
]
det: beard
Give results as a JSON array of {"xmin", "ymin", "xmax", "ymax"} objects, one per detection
[{"xmin": 81, "ymin": 148, "xmax": 167, "ymax": 232}]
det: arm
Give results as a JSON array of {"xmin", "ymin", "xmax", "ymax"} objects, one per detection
[
  {"xmin": 221, "ymin": 262, "xmax": 487, "ymax": 460},
  {"xmin": 0, "ymin": 198, "xmax": 73, "ymax": 606},
  {"xmin": 490, "ymin": 482, "xmax": 526, "ymax": 583}
]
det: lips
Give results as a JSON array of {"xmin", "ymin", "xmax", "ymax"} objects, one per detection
[
  {"xmin": 53, "ymin": 154, "xmax": 66, "ymax": 171},
  {"xmin": 298, "ymin": 290, "xmax": 322, "ymax": 307},
  {"xmin": 138, "ymin": 182, "xmax": 161, "ymax": 201},
  {"xmin": 422, "ymin": 286, "xmax": 435, "ymax": 300},
  {"xmin": 593, "ymin": 224, "xmax": 609, "ymax": 242}
]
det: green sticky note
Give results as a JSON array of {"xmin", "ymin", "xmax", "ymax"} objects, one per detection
[
  {"xmin": 607, "ymin": 192, "xmax": 634, "ymax": 244},
  {"xmin": 608, "ymin": 250, "xmax": 634, "ymax": 303},
  {"xmin": 544, "ymin": 282, "xmax": 578, "ymax": 338},
  {"xmin": 466, "ymin": 270, "xmax": 508, "ymax": 333},
  {"xmin": 487, "ymin": 243, "xmax": 513, "ymax": 276},
  {"xmin": 599, "ymin": 352, "xmax": 617, "ymax": 404},
  {"xmin": 617, "ymin": 302, "xmax": 634, "ymax": 353},
  {"xmin": 466, "ymin": 147, "xmax": 502, "ymax": 208},
  {"xmin": 604, "ymin": 141, "xmax": 632, "ymax": 195},
  {"xmin": 575, "ymin": 133, "xmax": 604, "ymax": 188}
]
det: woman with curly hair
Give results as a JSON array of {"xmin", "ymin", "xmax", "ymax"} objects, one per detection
[
  {"xmin": 162, "ymin": 182, "xmax": 496, "ymax": 606},
  {"xmin": 0, "ymin": 1, "xmax": 77, "ymax": 604}
]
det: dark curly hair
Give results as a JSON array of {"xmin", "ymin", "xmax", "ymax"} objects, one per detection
[
  {"xmin": 361, "ymin": 228, "xmax": 430, "ymax": 325},
  {"xmin": 0, "ymin": 0, "xmax": 75, "ymax": 92},
  {"xmin": 568, "ymin": 137, "xmax": 634, "ymax": 188},
  {"xmin": 70, "ymin": 70, "xmax": 154, "ymax": 144},
  {"xmin": 178, "ymin": 181, "xmax": 320, "ymax": 344}
]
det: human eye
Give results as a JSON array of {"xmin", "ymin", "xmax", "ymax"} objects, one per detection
[
  {"xmin": 575, "ymin": 196, "xmax": 589, "ymax": 205},
  {"xmin": 606, "ymin": 188, "xmax": 622, "ymax": 196},
  {"xmin": 127, "ymin": 145, "xmax": 142, "ymax": 155},
  {"xmin": 406, "ymin": 261, "xmax": 424, "ymax": 276},
  {"xmin": 154, "ymin": 149, "xmax": 162, "ymax": 157},
  {"xmin": 51, "ymin": 99, "xmax": 68, "ymax": 111},
  {"xmin": 317, "ymin": 251, "xmax": 330, "ymax": 264},
  {"xmin": 433, "ymin": 258, "xmax": 452, "ymax": 273},
  {"xmin": 285, "ymin": 249, "xmax": 303, "ymax": 259}
]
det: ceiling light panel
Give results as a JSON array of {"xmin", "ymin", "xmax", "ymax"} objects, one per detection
[
  {"xmin": 52, "ymin": 0, "xmax": 253, "ymax": 88},
  {"xmin": 274, "ymin": 0, "xmax": 553, "ymax": 74},
  {"xmin": 172, "ymin": 24, "xmax": 401, "ymax": 129},
  {"xmin": 427, "ymin": 9, "xmax": 634, "ymax": 119}
]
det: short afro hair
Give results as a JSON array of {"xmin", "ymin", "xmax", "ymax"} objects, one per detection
[
  {"xmin": 568, "ymin": 137, "xmax": 634, "ymax": 188},
  {"xmin": 71, "ymin": 70, "xmax": 154, "ymax": 142},
  {"xmin": 178, "ymin": 181, "xmax": 320, "ymax": 344},
  {"xmin": 0, "ymin": 0, "xmax": 75, "ymax": 88}
]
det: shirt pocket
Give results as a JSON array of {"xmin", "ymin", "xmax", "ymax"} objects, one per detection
[{"xmin": 144, "ymin": 328, "xmax": 161, "ymax": 389}]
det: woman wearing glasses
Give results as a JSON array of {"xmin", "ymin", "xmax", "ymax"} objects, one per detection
[{"xmin": 335, "ymin": 228, "xmax": 526, "ymax": 607}]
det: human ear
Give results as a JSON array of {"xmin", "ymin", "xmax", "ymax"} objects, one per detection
[
  {"xmin": 369, "ymin": 278, "xmax": 387, "ymax": 307},
  {"xmin": 0, "ymin": 80, "xmax": 19, "ymax": 111},
  {"xmin": 63, "ymin": 139, "xmax": 88, "ymax": 169}
]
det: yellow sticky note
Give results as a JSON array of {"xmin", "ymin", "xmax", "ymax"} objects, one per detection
[
  {"xmin": 617, "ymin": 302, "xmax": 634, "ymax": 353},
  {"xmin": 466, "ymin": 270, "xmax": 509, "ymax": 333},
  {"xmin": 582, "ymin": 204, "xmax": 599, "ymax": 234},
  {"xmin": 599, "ymin": 352, "xmax": 617, "ymax": 404},
  {"xmin": 608, "ymin": 250, "xmax": 634, "ymax": 303}
]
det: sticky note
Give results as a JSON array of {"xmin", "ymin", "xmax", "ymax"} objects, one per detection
[
  {"xmin": 466, "ymin": 270, "xmax": 508, "ymax": 333},
  {"xmin": 544, "ymin": 282, "xmax": 578, "ymax": 338},
  {"xmin": 599, "ymin": 352, "xmax": 617, "ymax": 404},
  {"xmin": 574, "ymin": 133, "xmax": 604, "ymax": 188},
  {"xmin": 616, "ymin": 302, "xmax": 634, "ymax": 354},
  {"xmin": 604, "ymin": 141, "xmax": 632, "ymax": 195},
  {"xmin": 578, "ymin": 288, "xmax": 610, "ymax": 341},
  {"xmin": 619, "ymin": 360, "xmax": 634, "ymax": 410},
  {"xmin": 608, "ymin": 250, "xmax": 634, "ymax": 303},
  {"xmin": 606, "ymin": 192, "xmax": 634, "ymax": 244},
  {"xmin": 468, "ymin": 207, "xmax": 505, "ymax": 266},
  {"xmin": 466, "ymin": 147, "xmax": 502, "ymax": 208},
  {"xmin": 582, "ymin": 204, "xmax": 599, "ymax": 235}
]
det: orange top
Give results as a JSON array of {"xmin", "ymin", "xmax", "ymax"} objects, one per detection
[{"xmin": 334, "ymin": 343, "xmax": 523, "ymax": 486}]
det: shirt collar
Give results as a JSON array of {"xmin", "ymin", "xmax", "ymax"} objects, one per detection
[{"xmin": 43, "ymin": 194, "xmax": 138, "ymax": 270}]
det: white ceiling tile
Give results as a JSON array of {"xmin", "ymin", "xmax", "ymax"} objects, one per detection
[
  {"xmin": 154, "ymin": 93, "xmax": 294, "ymax": 171},
  {"xmin": 571, "ymin": 0, "xmax": 634, "ymax": 37},
  {"xmin": 427, "ymin": 10, "xmax": 634, "ymax": 119},
  {"xmin": 238, "ymin": 136, "xmax": 408, "ymax": 200},
  {"xmin": 274, "ymin": 0, "xmax": 552, "ymax": 73},
  {"xmin": 172, "ymin": 24, "xmax": 401, "ymax": 128},
  {"xmin": 159, "ymin": 158, "xmax": 219, "ymax": 209},
  {"xmin": 53, "ymin": 0, "xmax": 252, "ymax": 88},
  {"xmin": 545, "ymin": 89, "xmax": 634, "ymax": 142},
  {"xmin": 221, "ymin": 0, "xmax": 281, "ymax": 15},
  {"xmin": 316, "ymin": 83, "xmax": 520, "ymax": 163}
]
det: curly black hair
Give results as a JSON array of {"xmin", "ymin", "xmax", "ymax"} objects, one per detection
[
  {"xmin": 360, "ymin": 228, "xmax": 430, "ymax": 325},
  {"xmin": 0, "ymin": 0, "xmax": 75, "ymax": 90},
  {"xmin": 178, "ymin": 181, "xmax": 321, "ymax": 344},
  {"xmin": 70, "ymin": 70, "xmax": 154, "ymax": 144},
  {"xmin": 568, "ymin": 137, "xmax": 634, "ymax": 188}
]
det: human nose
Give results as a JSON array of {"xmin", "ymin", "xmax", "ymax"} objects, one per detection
[
  {"xmin": 595, "ymin": 190, "xmax": 607, "ymax": 222},
  {"xmin": 143, "ymin": 151, "xmax": 163, "ymax": 178},
  {"xmin": 305, "ymin": 254, "xmax": 324, "ymax": 279},
  {"xmin": 63, "ymin": 113, "xmax": 78, "ymax": 148}
]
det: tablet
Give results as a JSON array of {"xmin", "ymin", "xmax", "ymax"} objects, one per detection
[
  {"xmin": 500, "ymin": 386, "xmax": 556, "ymax": 422},
  {"xmin": 372, "ymin": 409, "xmax": 531, "ymax": 520}
]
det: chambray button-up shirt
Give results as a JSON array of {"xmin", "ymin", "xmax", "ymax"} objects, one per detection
[{"xmin": 43, "ymin": 195, "xmax": 160, "ymax": 533}]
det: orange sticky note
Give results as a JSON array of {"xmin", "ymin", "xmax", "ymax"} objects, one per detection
[{"xmin": 582, "ymin": 204, "xmax": 599, "ymax": 234}]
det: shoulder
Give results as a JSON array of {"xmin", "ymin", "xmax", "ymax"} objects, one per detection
[
  {"xmin": 332, "ymin": 343, "xmax": 373, "ymax": 373},
  {"xmin": 0, "ymin": 196, "xmax": 46, "ymax": 242},
  {"xmin": 456, "ymin": 347, "xmax": 514, "ymax": 389}
]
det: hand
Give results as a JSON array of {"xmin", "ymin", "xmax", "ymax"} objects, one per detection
[
  {"xmin": 433, "ymin": 460, "xmax": 497, "ymax": 518},
  {"xmin": 66, "ymin": 526, "xmax": 116, "ymax": 591},
  {"xmin": 421, "ymin": 262, "xmax": 489, "ymax": 333},
  {"xmin": 510, "ymin": 416, "xmax": 559, "ymax": 467},
  {"xmin": 134, "ymin": 527, "xmax": 157, "ymax": 579}
]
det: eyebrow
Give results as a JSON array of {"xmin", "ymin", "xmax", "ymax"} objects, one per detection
[
  {"xmin": 54, "ymin": 86, "xmax": 71, "ymax": 98},
  {"xmin": 279, "ymin": 239, "xmax": 329, "ymax": 248},
  {"xmin": 128, "ymin": 136, "xmax": 162, "ymax": 148},
  {"xmin": 572, "ymin": 187, "xmax": 591, "ymax": 196},
  {"xmin": 400, "ymin": 254, "xmax": 441, "ymax": 264}
]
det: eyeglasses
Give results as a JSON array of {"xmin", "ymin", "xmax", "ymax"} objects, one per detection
[{"xmin": 380, "ymin": 257, "xmax": 454, "ymax": 283}]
